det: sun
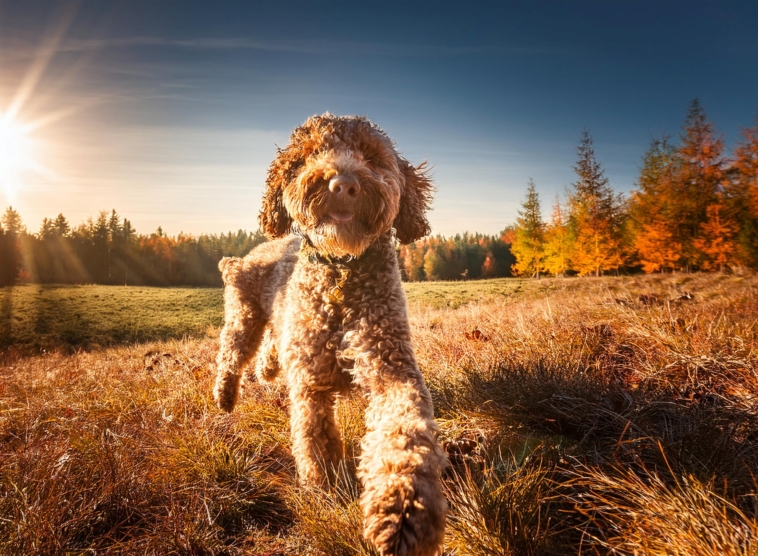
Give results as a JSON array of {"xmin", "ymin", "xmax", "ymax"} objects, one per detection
[{"xmin": 0, "ymin": 114, "xmax": 34, "ymax": 200}]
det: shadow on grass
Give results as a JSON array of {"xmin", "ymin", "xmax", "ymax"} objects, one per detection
[
  {"xmin": 432, "ymin": 350, "xmax": 758, "ymax": 506},
  {"xmin": 0, "ymin": 288, "xmax": 11, "ymax": 346},
  {"xmin": 0, "ymin": 285, "xmax": 223, "ymax": 354},
  {"xmin": 429, "ymin": 353, "xmax": 758, "ymax": 554}
]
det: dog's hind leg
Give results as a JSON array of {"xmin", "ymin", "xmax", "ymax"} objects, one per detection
[
  {"xmin": 254, "ymin": 327, "xmax": 281, "ymax": 382},
  {"xmin": 214, "ymin": 257, "xmax": 266, "ymax": 412}
]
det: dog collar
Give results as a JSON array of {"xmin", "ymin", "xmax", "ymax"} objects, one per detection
[
  {"xmin": 297, "ymin": 243, "xmax": 353, "ymax": 303},
  {"xmin": 297, "ymin": 234, "xmax": 389, "ymax": 304},
  {"xmin": 300, "ymin": 243, "xmax": 357, "ymax": 266}
]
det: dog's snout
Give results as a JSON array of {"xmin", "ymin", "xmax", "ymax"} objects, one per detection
[{"xmin": 328, "ymin": 175, "xmax": 361, "ymax": 198}]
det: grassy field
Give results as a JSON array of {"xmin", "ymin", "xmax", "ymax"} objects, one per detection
[
  {"xmin": 1, "ymin": 275, "xmax": 713, "ymax": 351},
  {"xmin": 0, "ymin": 285, "xmax": 224, "ymax": 351},
  {"xmin": 1, "ymin": 273, "xmax": 757, "ymax": 554},
  {"xmin": 1, "ymin": 278, "xmax": 591, "ymax": 352}
]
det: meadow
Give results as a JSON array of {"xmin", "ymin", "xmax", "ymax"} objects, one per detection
[
  {"xmin": 0, "ymin": 285, "xmax": 224, "ymax": 352},
  {"xmin": 1, "ymin": 273, "xmax": 757, "ymax": 554},
  {"xmin": 1, "ymin": 277, "xmax": 614, "ymax": 353}
]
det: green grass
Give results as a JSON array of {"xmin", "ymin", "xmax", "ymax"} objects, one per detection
[
  {"xmin": 403, "ymin": 277, "xmax": 533, "ymax": 308},
  {"xmin": 0, "ymin": 285, "xmax": 223, "ymax": 351},
  {"xmin": 1, "ymin": 278, "xmax": 544, "ymax": 351}
]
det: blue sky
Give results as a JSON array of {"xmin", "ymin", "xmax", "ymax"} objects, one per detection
[{"xmin": 2, "ymin": 0, "xmax": 757, "ymax": 236}]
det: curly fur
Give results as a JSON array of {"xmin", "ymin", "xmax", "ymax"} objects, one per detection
[{"xmin": 214, "ymin": 114, "xmax": 446, "ymax": 556}]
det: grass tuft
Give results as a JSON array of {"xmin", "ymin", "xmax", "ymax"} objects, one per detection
[
  {"xmin": 569, "ymin": 463, "xmax": 758, "ymax": 555},
  {"xmin": 444, "ymin": 450, "xmax": 558, "ymax": 556}
]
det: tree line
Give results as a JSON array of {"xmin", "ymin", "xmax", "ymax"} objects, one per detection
[
  {"xmin": 0, "ymin": 208, "xmax": 265, "ymax": 287},
  {"xmin": 0, "ymin": 204, "xmax": 516, "ymax": 286},
  {"xmin": 511, "ymin": 99, "xmax": 758, "ymax": 277},
  {"xmin": 398, "ymin": 233, "xmax": 515, "ymax": 281}
]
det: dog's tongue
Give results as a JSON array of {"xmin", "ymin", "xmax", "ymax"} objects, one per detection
[{"xmin": 330, "ymin": 211, "xmax": 353, "ymax": 223}]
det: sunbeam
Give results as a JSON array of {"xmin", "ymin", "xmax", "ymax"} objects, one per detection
[{"xmin": 0, "ymin": 114, "xmax": 34, "ymax": 201}]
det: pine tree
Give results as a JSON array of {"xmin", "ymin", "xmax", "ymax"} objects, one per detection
[
  {"xmin": 107, "ymin": 209, "xmax": 122, "ymax": 242},
  {"xmin": 122, "ymin": 219, "xmax": 136, "ymax": 243},
  {"xmin": 39, "ymin": 217, "xmax": 55, "ymax": 239},
  {"xmin": 90, "ymin": 212, "xmax": 111, "ymax": 282},
  {"xmin": 52, "ymin": 214, "xmax": 70, "ymax": 237},
  {"xmin": 0, "ymin": 222, "xmax": 14, "ymax": 285},
  {"xmin": 629, "ymin": 138, "xmax": 682, "ymax": 272},
  {"xmin": 568, "ymin": 131, "xmax": 625, "ymax": 276},
  {"xmin": 675, "ymin": 99, "xmax": 727, "ymax": 269},
  {"xmin": 0, "ymin": 207, "xmax": 24, "ymax": 284},
  {"xmin": 510, "ymin": 179, "xmax": 545, "ymax": 277},
  {"xmin": 1, "ymin": 206, "xmax": 25, "ymax": 234},
  {"xmin": 542, "ymin": 197, "xmax": 572, "ymax": 277},
  {"xmin": 729, "ymin": 116, "xmax": 758, "ymax": 267}
]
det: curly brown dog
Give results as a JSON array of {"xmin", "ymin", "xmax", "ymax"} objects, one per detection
[{"xmin": 213, "ymin": 114, "xmax": 447, "ymax": 556}]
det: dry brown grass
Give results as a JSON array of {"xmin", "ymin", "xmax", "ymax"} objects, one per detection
[{"xmin": 1, "ymin": 272, "xmax": 757, "ymax": 554}]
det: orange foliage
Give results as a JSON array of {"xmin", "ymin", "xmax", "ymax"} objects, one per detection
[
  {"xmin": 634, "ymin": 219, "xmax": 682, "ymax": 273},
  {"xmin": 693, "ymin": 204, "xmax": 739, "ymax": 271},
  {"xmin": 733, "ymin": 118, "xmax": 758, "ymax": 218},
  {"xmin": 140, "ymin": 234, "xmax": 177, "ymax": 263}
]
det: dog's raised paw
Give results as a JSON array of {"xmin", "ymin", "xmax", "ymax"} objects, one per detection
[{"xmin": 362, "ymin": 472, "xmax": 446, "ymax": 556}]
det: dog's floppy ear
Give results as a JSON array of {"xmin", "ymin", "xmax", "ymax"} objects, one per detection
[
  {"xmin": 259, "ymin": 146, "xmax": 299, "ymax": 239},
  {"xmin": 393, "ymin": 159, "xmax": 434, "ymax": 244}
]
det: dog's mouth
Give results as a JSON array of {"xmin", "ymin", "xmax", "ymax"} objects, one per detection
[{"xmin": 328, "ymin": 211, "xmax": 354, "ymax": 224}]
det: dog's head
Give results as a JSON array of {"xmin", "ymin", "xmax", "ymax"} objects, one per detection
[{"xmin": 259, "ymin": 114, "xmax": 434, "ymax": 257}]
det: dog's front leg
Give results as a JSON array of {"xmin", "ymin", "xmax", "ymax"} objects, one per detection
[
  {"xmin": 214, "ymin": 257, "xmax": 266, "ymax": 412},
  {"xmin": 351, "ymin": 320, "xmax": 447, "ymax": 556},
  {"xmin": 288, "ymin": 382, "xmax": 343, "ymax": 486}
]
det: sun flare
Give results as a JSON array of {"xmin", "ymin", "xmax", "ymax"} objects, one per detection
[{"xmin": 0, "ymin": 113, "xmax": 34, "ymax": 199}]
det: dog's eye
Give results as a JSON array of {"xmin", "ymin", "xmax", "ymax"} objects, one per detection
[{"xmin": 304, "ymin": 176, "xmax": 328, "ymax": 191}]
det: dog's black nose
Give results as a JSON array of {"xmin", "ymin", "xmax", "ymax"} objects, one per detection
[{"xmin": 328, "ymin": 175, "xmax": 361, "ymax": 198}]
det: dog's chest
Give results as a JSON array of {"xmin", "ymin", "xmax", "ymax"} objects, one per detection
[{"xmin": 281, "ymin": 261, "xmax": 388, "ymax": 386}]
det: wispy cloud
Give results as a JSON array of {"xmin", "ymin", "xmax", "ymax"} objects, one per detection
[{"xmin": 57, "ymin": 36, "xmax": 554, "ymax": 58}]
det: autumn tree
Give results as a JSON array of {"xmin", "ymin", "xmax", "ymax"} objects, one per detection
[
  {"xmin": 541, "ymin": 197, "xmax": 572, "ymax": 277},
  {"xmin": 481, "ymin": 251, "xmax": 497, "ymax": 277},
  {"xmin": 629, "ymin": 138, "xmax": 682, "ymax": 272},
  {"xmin": 422, "ymin": 244, "xmax": 445, "ymax": 281},
  {"xmin": 674, "ymin": 99, "xmax": 728, "ymax": 269},
  {"xmin": 728, "ymin": 116, "xmax": 758, "ymax": 267},
  {"xmin": 399, "ymin": 243, "xmax": 425, "ymax": 281},
  {"xmin": 511, "ymin": 178, "xmax": 546, "ymax": 277},
  {"xmin": 568, "ymin": 131, "xmax": 625, "ymax": 276}
]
